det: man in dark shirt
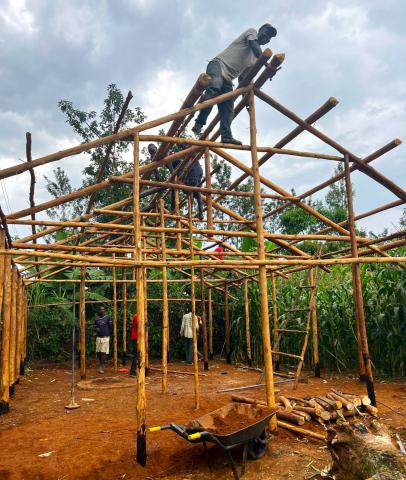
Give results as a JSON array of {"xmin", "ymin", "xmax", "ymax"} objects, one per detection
[{"xmin": 94, "ymin": 307, "xmax": 113, "ymax": 373}]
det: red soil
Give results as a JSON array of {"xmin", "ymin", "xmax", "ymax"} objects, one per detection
[{"xmin": 0, "ymin": 360, "xmax": 405, "ymax": 480}]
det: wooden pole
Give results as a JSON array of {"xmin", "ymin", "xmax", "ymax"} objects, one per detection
[
  {"xmin": 143, "ymin": 230, "xmax": 149, "ymax": 378},
  {"xmin": 188, "ymin": 196, "xmax": 200, "ymax": 409},
  {"xmin": 122, "ymin": 268, "xmax": 127, "ymax": 365},
  {"xmin": 14, "ymin": 276, "xmax": 22, "ymax": 384},
  {"xmin": 79, "ymin": 267, "xmax": 86, "ymax": 379},
  {"xmin": 9, "ymin": 266, "xmax": 18, "ymax": 396},
  {"xmin": 271, "ymin": 272, "xmax": 280, "ymax": 371},
  {"xmin": 134, "ymin": 133, "xmax": 147, "ymax": 466},
  {"xmin": 112, "ymin": 256, "xmax": 118, "ymax": 372},
  {"xmin": 244, "ymin": 279, "xmax": 252, "ymax": 366},
  {"xmin": 344, "ymin": 154, "xmax": 376, "ymax": 405},
  {"xmin": 208, "ymin": 288, "xmax": 213, "ymax": 360},
  {"xmin": 204, "ymin": 148, "xmax": 213, "ymax": 230},
  {"xmin": 200, "ymin": 269, "xmax": 209, "ymax": 370},
  {"xmin": 19, "ymin": 284, "xmax": 27, "ymax": 375},
  {"xmin": 225, "ymin": 285, "xmax": 231, "ymax": 364},
  {"xmin": 0, "ymin": 255, "xmax": 12, "ymax": 413},
  {"xmin": 160, "ymin": 199, "xmax": 169, "ymax": 393},
  {"xmin": 309, "ymin": 268, "xmax": 320, "ymax": 377},
  {"xmin": 248, "ymin": 87, "xmax": 276, "ymax": 428}
]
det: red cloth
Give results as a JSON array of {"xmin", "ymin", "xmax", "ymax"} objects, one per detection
[
  {"xmin": 131, "ymin": 314, "xmax": 138, "ymax": 340},
  {"xmin": 214, "ymin": 246, "xmax": 224, "ymax": 260}
]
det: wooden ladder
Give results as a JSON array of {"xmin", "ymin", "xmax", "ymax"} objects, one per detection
[{"xmin": 271, "ymin": 267, "xmax": 317, "ymax": 388}]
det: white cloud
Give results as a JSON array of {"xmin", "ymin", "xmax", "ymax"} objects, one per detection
[{"xmin": 0, "ymin": 0, "xmax": 36, "ymax": 35}]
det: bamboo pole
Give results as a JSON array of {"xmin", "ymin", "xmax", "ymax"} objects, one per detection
[
  {"xmin": 255, "ymin": 89, "xmax": 406, "ymax": 202},
  {"xmin": 134, "ymin": 133, "xmax": 147, "ymax": 466},
  {"xmin": 160, "ymin": 200, "xmax": 169, "ymax": 393},
  {"xmin": 0, "ymin": 256, "xmax": 12, "ymax": 413},
  {"xmin": 271, "ymin": 272, "xmax": 279, "ymax": 371},
  {"xmin": 0, "ymin": 86, "xmax": 249, "ymax": 183},
  {"xmin": 188, "ymin": 196, "xmax": 200, "ymax": 409},
  {"xmin": 344, "ymin": 154, "xmax": 376, "ymax": 405},
  {"xmin": 244, "ymin": 279, "xmax": 252, "ymax": 366},
  {"xmin": 9, "ymin": 266, "xmax": 18, "ymax": 395},
  {"xmin": 200, "ymin": 268, "xmax": 209, "ymax": 371},
  {"xmin": 79, "ymin": 267, "xmax": 86, "ymax": 379},
  {"xmin": 309, "ymin": 268, "xmax": 320, "ymax": 377},
  {"xmin": 112, "ymin": 256, "xmax": 118, "ymax": 372},
  {"xmin": 204, "ymin": 148, "xmax": 213, "ymax": 230},
  {"xmin": 208, "ymin": 288, "xmax": 213, "ymax": 360},
  {"xmin": 224, "ymin": 285, "xmax": 231, "ymax": 364},
  {"xmin": 14, "ymin": 276, "xmax": 22, "ymax": 384},
  {"xmin": 248, "ymin": 88, "xmax": 276, "ymax": 429},
  {"xmin": 122, "ymin": 268, "xmax": 127, "ymax": 365}
]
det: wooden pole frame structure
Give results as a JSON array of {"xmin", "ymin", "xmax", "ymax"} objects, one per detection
[{"xmin": 0, "ymin": 54, "xmax": 404, "ymax": 457}]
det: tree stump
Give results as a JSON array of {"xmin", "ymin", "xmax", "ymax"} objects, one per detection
[{"xmin": 327, "ymin": 419, "xmax": 406, "ymax": 480}]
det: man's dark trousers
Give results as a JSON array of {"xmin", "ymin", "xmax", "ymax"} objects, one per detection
[
  {"xmin": 195, "ymin": 60, "xmax": 234, "ymax": 139},
  {"xmin": 185, "ymin": 337, "xmax": 193, "ymax": 364}
]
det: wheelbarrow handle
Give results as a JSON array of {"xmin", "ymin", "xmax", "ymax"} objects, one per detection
[{"xmin": 148, "ymin": 424, "xmax": 172, "ymax": 432}]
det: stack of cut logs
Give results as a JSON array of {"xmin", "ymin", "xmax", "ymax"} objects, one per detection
[{"xmin": 232, "ymin": 388, "xmax": 378, "ymax": 441}]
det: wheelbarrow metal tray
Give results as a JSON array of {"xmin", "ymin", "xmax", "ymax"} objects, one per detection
[{"xmin": 190, "ymin": 402, "xmax": 277, "ymax": 446}]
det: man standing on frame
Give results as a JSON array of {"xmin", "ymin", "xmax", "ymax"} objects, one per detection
[
  {"xmin": 94, "ymin": 307, "xmax": 112, "ymax": 374},
  {"xmin": 192, "ymin": 23, "xmax": 277, "ymax": 145}
]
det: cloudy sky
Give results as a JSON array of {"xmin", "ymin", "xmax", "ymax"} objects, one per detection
[{"xmin": 1, "ymin": 0, "xmax": 405, "ymax": 239}]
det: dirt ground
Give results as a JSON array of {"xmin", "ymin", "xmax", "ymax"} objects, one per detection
[{"xmin": 0, "ymin": 360, "xmax": 405, "ymax": 480}]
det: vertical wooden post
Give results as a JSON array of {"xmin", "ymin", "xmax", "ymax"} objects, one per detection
[
  {"xmin": 248, "ymin": 88, "xmax": 276, "ymax": 426},
  {"xmin": 160, "ymin": 199, "xmax": 169, "ymax": 393},
  {"xmin": 144, "ymin": 266, "xmax": 149, "ymax": 377},
  {"xmin": 112, "ymin": 256, "xmax": 117, "ymax": 372},
  {"xmin": 14, "ymin": 276, "xmax": 22, "ymax": 384},
  {"xmin": 133, "ymin": 132, "xmax": 147, "ymax": 466},
  {"xmin": 9, "ymin": 266, "xmax": 18, "ymax": 396},
  {"xmin": 22, "ymin": 287, "xmax": 28, "ymax": 371},
  {"xmin": 204, "ymin": 147, "xmax": 213, "ymax": 230},
  {"xmin": 200, "ymin": 269, "xmax": 209, "ymax": 371},
  {"xmin": 208, "ymin": 288, "xmax": 213, "ymax": 360},
  {"xmin": 271, "ymin": 272, "xmax": 280, "ymax": 371},
  {"xmin": 309, "ymin": 268, "xmax": 320, "ymax": 377},
  {"xmin": 122, "ymin": 268, "xmax": 127, "ymax": 365},
  {"xmin": 244, "ymin": 280, "xmax": 252, "ymax": 366},
  {"xmin": 188, "ymin": 196, "xmax": 200, "ymax": 409},
  {"xmin": 174, "ymin": 189, "xmax": 182, "ymax": 252},
  {"xmin": 225, "ymin": 285, "xmax": 231, "ymax": 364},
  {"xmin": 79, "ymin": 267, "xmax": 86, "ymax": 379},
  {"xmin": 0, "ymin": 255, "xmax": 12, "ymax": 413},
  {"xmin": 344, "ymin": 154, "xmax": 376, "ymax": 405},
  {"xmin": 18, "ymin": 283, "xmax": 26, "ymax": 375}
]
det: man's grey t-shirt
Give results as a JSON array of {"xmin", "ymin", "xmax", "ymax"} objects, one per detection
[{"xmin": 214, "ymin": 28, "xmax": 258, "ymax": 81}]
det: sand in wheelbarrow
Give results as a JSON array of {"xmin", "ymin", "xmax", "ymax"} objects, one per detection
[{"xmin": 190, "ymin": 402, "xmax": 275, "ymax": 436}]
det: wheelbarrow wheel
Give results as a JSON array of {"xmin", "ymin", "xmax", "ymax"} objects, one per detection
[{"xmin": 247, "ymin": 430, "xmax": 267, "ymax": 460}]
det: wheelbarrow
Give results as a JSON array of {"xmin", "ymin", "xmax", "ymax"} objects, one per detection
[{"xmin": 149, "ymin": 402, "xmax": 277, "ymax": 480}]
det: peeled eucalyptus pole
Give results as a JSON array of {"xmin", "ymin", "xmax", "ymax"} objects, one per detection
[
  {"xmin": 9, "ymin": 266, "xmax": 18, "ymax": 396},
  {"xmin": 188, "ymin": 196, "xmax": 200, "ymax": 409},
  {"xmin": 112, "ymin": 256, "xmax": 117, "ymax": 372},
  {"xmin": 344, "ymin": 154, "xmax": 376, "ymax": 405},
  {"xmin": 0, "ymin": 243, "xmax": 12, "ymax": 414},
  {"xmin": 208, "ymin": 288, "xmax": 213, "ymax": 360},
  {"xmin": 160, "ymin": 199, "xmax": 169, "ymax": 393},
  {"xmin": 271, "ymin": 272, "xmax": 280, "ymax": 371},
  {"xmin": 14, "ymin": 276, "xmax": 22, "ymax": 385},
  {"xmin": 248, "ymin": 88, "xmax": 276, "ymax": 427},
  {"xmin": 309, "ymin": 268, "xmax": 320, "ymax": 377},
  {"xmin": 79, "ymin": 267, "xmax": 86, "ymax": 379},
  {"xmin": 200, "ymin": 268, "xmax": 209, "ymax": 371},
  {"xmin": 225, "ymin": 285, "xmax": 231, "ymax": 364},
  {"xmin": 122, "ymin": 268, "xmax": 127, "ymax": 365},
  {"xmin": 244, "ymin": 279, "xmax": 252, "ymax": 366},
  {"xmin": 133, "ymin": 133, "xmax": 147, "ymax": 466},
  {"xmin": 204, "ymin": 148, "xmax": 213, "ymax": 230}
]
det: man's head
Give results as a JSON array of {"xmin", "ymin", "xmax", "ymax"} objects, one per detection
[
  {"xmin": 258, "ymin": 24, "xmax": 277, "ymax": 45},
  {"xmin": 99, "ymin": 307, "xmax": 106, "ymax": 317},
  {"xmin": 148, "ymin": 143, "xmax": 157, "ymax": 157}
]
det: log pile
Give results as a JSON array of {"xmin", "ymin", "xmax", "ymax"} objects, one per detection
[{"xmin": 231, "ymin": 388, "xmax": 379, "ymax": 441}]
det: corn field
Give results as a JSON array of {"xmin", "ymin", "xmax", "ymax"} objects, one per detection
[{"xmin": 230, "ymin": 250, "xmax": 406, "ymax": 376}]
